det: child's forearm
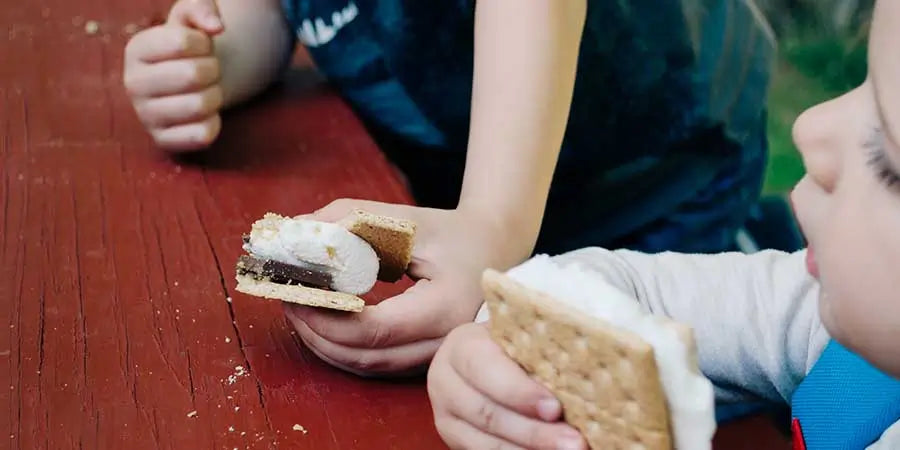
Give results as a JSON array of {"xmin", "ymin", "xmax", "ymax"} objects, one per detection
[
  {"xmin": 457, "ymin": 0, "xmax": 586, "ymax": 260},
  {"xmin": 215, "ymin": 0, "xmax": 294, "ymax": 108},
  {"xmin": 555, "ymin": 248, "xmax": 825, "ymax": 404}
]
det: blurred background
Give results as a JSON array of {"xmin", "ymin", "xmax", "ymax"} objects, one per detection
[{"xmin": 760, "ymin": 0, "xmax": 872, "ymax": 193}]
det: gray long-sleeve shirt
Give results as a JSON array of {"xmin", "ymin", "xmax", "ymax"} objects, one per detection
[{"xmin": 476, "ymin": 248, "xmax": 899, "ymax": 448}]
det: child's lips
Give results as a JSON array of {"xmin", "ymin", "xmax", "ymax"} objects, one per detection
[
  {"xmin": 789, "ymin": 190, "xmax": 816, "ymax": 277},
  {"xmin": 806, "ymin": 246, "xmax": 819, "ymax": 278}
]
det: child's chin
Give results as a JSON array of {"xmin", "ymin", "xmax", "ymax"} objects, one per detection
[
  {"xmin": 853, "ymin": 340, "xmax": 900, "ymax": 378},
  {"xmin": 817, "ymin": 291, "xmax": 840, "ymax": 338},
  {"xmin": 871, "ymin": 352, "xmax": 900, "ymax": 379},
  {"xmin": 819, "ymin": 296, "xmax": 900, "ymax": 376}
]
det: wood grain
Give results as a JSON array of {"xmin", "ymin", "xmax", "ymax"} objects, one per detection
[
  {"xmin": 0, "ymin": 0, "xmax": 790, "ymax": 448},
  {"xmin": 0, "ymin": 0, "xmax": 437, "ymax": 448}
]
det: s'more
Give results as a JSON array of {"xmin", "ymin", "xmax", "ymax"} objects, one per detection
[
  {"xmin": 235, "ymin": 209, "xmax": 416, "ymax": 312},
  {"xmin": 482, "ymin": 255, "xmax": 716, "ymax": 450}
]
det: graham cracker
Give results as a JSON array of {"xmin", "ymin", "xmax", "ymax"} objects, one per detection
[
  {"xmin": 482, "ymin": 269, "xmax": 674, "ymax": 450},
  {"xmin": 338, "ymin": 209, "xmax": 416, "ymax": 282},
  {"xmin": 235, "ymin": 274, "xmax": 364, "ymax": 312}
]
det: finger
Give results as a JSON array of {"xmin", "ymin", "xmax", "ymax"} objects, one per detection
[
  {"xmin": 134, "ymin": 85, "xmax": 223, "ymax": 128},
  {"xmin": 286, "ymin": 309, "xmax": 440, "ymax": 376},
  {"xmin": 168, "ymin": 0, "xmax": 224, "ymax": 34},
  {"xmin": 450, "ymin": 324, "xmax": 563, "ymax": 422},
  {"xmin": 286, "ymin": 279, "xmax": 464, "ymax": 348},
  {"xmin": 434, "ymin": 415, "xmax": 527, "ymax": 450},
  {"xmin": 125, "ymin": 26, "xmax": 213, "ymax": 64},
  {"xmin": 125, "ymin": 57, "xmax": 220, "ymax": 97},
  {"xmin": 149, "ymin": 115, "xmax": 221, "ymax": 151},
  {"xmin": 438, "ymin": 363, "xmax": 587, "ymax": 450},
  {"xmin": 301, "ymin": 337, "xmax": 433, "ymax": 378}
]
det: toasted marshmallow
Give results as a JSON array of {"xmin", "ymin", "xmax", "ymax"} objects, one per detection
[{"xmin": 243, "ymin": 215, "xmax": 379, "ymax": 295}]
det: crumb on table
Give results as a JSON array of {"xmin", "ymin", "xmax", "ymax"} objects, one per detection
[{"xmin": 84, "ymin": 20, "xmax": 99, "ymax": 35}]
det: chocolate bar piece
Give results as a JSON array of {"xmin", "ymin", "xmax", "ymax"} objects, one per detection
[{"xmin": 236, "ymin": 255, "xmax": 333, "ymax": 289}]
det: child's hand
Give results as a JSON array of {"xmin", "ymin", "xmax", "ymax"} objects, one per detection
[
  {"xmin": 427, "ymin": 323, "xmax": 588, "ymax": 450},
  {"xmin": 124, "ymin": 0, "xmax": 225, "ymax": 151},
  {"xmin": 282, "ymin": 198, "xmax": 533, "ymax": 377}
]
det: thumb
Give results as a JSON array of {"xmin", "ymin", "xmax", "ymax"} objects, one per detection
[{"xmin": 167, "ymin": 0, "xmax": 224, "ymax": 34}]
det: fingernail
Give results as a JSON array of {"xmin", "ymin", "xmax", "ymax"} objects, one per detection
[
  {"xmin": 556, "ymin": 434, "xmax": 586, "ymax": 450},
  {"xmin": 536, "ymin": 398, "xmax": 561, "ymax": 421}
]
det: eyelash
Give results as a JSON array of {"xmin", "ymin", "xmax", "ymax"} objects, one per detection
[{"xmin": 865, "ymin": 128, "xmax": 900, "ymax": 190}]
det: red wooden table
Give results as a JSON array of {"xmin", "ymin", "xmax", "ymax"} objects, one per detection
[{"xmin": 1, "ymin": 0, "xmax": 791, "ymax": 448}]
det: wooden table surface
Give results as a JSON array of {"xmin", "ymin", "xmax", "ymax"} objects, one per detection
[{"xmin": 0, "ymin": 0, "xmax": 791, "ymax": 448}]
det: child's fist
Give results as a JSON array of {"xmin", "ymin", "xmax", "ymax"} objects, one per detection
[{"xmin": 123, "ymin": 0, "xmax": 225, "ymax": 152}]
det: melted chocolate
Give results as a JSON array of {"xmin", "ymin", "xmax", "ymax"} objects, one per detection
[{"xmin": 236, "ymin": 255, "xmax": 332, "ymax": 289}]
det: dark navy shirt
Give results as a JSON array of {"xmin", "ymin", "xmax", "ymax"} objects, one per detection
[{"xmin": 280, "ymin": 0, "xmax": 775, "ymax": 254}]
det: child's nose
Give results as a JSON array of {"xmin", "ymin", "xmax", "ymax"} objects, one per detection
[{"xmin": 792, "ymin": 101, "xmax": 842, "ymax": 193}]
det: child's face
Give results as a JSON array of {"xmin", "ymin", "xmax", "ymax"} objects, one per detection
[{"xmin": 790, "ymin": 0, "xmax": 900, "ymax": 377}]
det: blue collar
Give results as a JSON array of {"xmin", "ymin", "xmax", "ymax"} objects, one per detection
[{"xmin": 791, "ymin": 340, "xmax": 900, "ymax": 449}]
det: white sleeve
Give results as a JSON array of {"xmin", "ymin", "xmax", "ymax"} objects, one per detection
[
  {"xmin": 477, "ymin": 248, "xmax": 829, "ymax": 404},
  {"xmin": 868, "ymin": 421, "xmax": 900, "ymax": 449}
]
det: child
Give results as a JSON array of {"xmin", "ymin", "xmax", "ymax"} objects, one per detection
[
  {"xmin": 426, "ymin": 1, "xmax": 900, "ymax": 448},
  {"xmin": 123, "ymin": 1, "xmax": 779, "ymax": 376}
]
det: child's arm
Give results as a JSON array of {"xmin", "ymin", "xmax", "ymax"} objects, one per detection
[
  {"xmin": 215, "ymin": 0, "xmax": 294, "ymax": 108},
  {"xmin": 281, "ymin": 2, "xmax": 590, "ymax": 380},
  {"xmin": 457, "ymin": 0, "xmax": 587, "ymax": 263},
  {"xmin": 550, "ymin": 248, "xmax": 827, "ymax": 404},
  {"xmin": 431, "ymin": 249, "xmax": 824, "ymax": 449}
]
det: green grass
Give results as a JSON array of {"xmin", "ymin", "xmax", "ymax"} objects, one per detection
[{"xmin": 762, "ymin": 28, "xmax": 868, "ymax": 194}]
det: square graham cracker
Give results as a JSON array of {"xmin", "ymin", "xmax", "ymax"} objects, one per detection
[
  {"xmin": 338, "ymin": 209, "xmax": 416, "ymax": 282},
  {"xmin": 482, "ymin": 269, "xmax": 674, "ymax": 450}
]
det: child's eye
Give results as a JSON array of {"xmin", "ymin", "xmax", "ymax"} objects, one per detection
[
  {"xmin": 869, "ymin": 151, "xmax": 900, "ymax": 189},
  {"xmin": 865, "ymin": 128, "xmax": 900, "ymax": 191}
]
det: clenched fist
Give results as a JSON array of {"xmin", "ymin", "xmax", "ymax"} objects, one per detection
[{"xmin": 124, "ymin": 0, "xmax": 226, "ymax": 151}]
